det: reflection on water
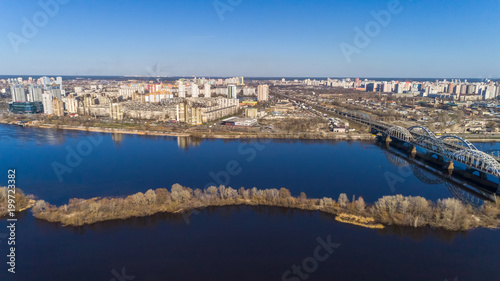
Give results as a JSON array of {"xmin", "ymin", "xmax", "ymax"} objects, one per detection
[
  {"xmin": 111, "ymin": 133, "xmax": 124, "ymax": 144},
  {"xmin": 382, "ymin": 145, "xmax": 496, "ymax": 207},
  {"xmin": 0, "ymin": 125, "xmax": 67, "ymax": 146},
  {"xmin": 177, "ymin": 136, "xmax": 203, "ymax": 149}
]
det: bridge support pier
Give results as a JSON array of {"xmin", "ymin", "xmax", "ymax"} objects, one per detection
[
  {"xmin": 445, "ymin": 161, "xmax": 454, "ymax": 175},
  {"xmin": 410, "ymin": 146, "xmax": 417, "ymax": 158},
  {"xmin": 384, "ymin": 135, "xmax": 392, "ymax": 143}
]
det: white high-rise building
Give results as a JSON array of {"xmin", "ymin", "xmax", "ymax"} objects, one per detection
[
  {"xmin": 41, "ymin": 76, "xmax": 50, "ymax": 89},
  {"xmin": 62, "ymin": 96, "xmax": 78, "ymax": 114},
  {"xmin": 10, "ymin": 84, "xmax": 26, "ymax": 102},
  {"xmin": 257, "ymin": 85, "xmax": 269, "ymax": 101},
  {"xmin": 178, "ymin": 82, "xmax": 186, "ymax": 98},
  {"xmin": 395, "ymin": 83, "xmax": 404, "ymax": 94},
  {"xmin": 204, "ymin": 84, "xmax": 211, "ymax": 98},
  {"xmin": 48, "ymin": 86, "xmax": 62, "ymax": 100},
  {"xmin": 381, "ymin": 82, "xmax": 391, "ymax": 93},
  {"xmin": 484, "ymin": 85, "xmax": 497, "ymax": 100},
  {"xmin": 28, "ymin": 84, "xmax": 43, "ymax": 102},
  {"xmin": 190, "ymin": 83, "xmax": 199, "ymax": 98},
  {"xmin": 42, "ymin": 93, "xmax": 53, "ymax": 114},
  {"xmin": 227, "ymin": 85, "xmax": 237, "ymax": 99}
]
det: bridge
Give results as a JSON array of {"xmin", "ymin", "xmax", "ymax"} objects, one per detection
[
  {"xmin": 282, "ymin": 94, "xmax": 500, "ymax": 190},
  {"xmin": 383, "ymin": 149, "xmax": 495, "ymax": 207}
]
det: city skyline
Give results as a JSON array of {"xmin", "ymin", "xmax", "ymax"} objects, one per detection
[{"xmin": 1, "ymin": 0, "xmax": 499, "ymax": 78}]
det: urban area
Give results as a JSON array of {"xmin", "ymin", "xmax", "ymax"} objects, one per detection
[{"xmin": 1, "ymin": 76, "xmax": 500, "ymax": 139}]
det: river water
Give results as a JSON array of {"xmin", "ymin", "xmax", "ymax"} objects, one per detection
[{"xmin": 0, "ymin": 124, "xmax": 498, "ymax": 280}]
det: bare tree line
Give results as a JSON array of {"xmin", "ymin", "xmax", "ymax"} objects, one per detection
[{"xmin": 27, "ymin": 184, "xmax": 500, "ymax": 231}]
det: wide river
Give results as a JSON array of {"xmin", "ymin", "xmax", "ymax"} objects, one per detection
[{"xmin": 0, "ymin": 124, "xmax": 498, "ymax": 281}]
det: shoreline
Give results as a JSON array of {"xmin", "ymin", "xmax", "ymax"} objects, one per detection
[
  {"xmin": 2, "ymin": 121, "xmax": 499, "ymax": 142},
  {"xmin": 0, "ymin": 121, "xmax": 376, "ymax": 141}
]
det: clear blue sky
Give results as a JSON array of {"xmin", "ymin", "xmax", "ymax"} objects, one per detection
[{"xmin": 1, "ymin": 0, "xmax": 499, "ymax": 78}]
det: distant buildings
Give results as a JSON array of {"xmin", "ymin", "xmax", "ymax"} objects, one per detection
[{"xmin": 225, "ymin": 76, "xmax": 244, "ymax": 86}]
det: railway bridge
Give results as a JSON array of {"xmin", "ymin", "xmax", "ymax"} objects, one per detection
[
  {"xmin": 281, "ymin": 94, "xmax": 500, "ymax": 188},
  {"xmin": 329, "ymin": 106, "xmax": 500, "ymax": 186}
]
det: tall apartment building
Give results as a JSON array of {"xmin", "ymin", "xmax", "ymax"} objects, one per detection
[
  {"xmin": 190, "ymin": 83, "xmax": 199, "ymax": 98},
  {"xmin": 52, "ymin": 97, "xmax": 65, "ymax": 117},
  {"xmin": 28, "ymin": 84, "xmax": 43, "ymax": 102},
  {"xmin": 10, "ymin": 84, "xmax": 26, "ymax": 102},
  {"xmin": 42, "ymin": 93, "xmax": 53, "ymax": 114},
  {"xmin": 48, "ymin": 86, "xmax": 63, "ymax": 100},
  {"xmin": 62, "ymin": 96, "xmax": 79, "ymax": 114},
  {"xmin": 257, "ymin": 85, "xmax": 269, "ymax": 101},
  {"xmin": 178, "ymin": 82, "xmax": 186, "ymax": 98},
  {"xmin": 227, "ymin": 85, "xmax": 237, "ymax": 99},
  {"xmin": 204, "ymin": 84, "xmax": 211, "ymax": 98},
  {"xmin": 110, "ymin": 103, "xmax": 124, "ymax": 120}
]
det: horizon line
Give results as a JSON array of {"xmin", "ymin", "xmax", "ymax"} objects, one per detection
[{"xmin": 0, "ymin": 74, "xmax": 498, "ymax": 80}]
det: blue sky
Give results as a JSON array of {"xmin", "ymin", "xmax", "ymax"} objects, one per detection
[{"xmin": 1, "ymin": 0, "xmax": 499, "ymax": 78}]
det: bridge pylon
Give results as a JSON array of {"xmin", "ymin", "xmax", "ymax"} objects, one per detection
[
  {"xmin": 410, "ymin": 146, "xmax": 417, "ymax": 158},
  {"xmin": 445, "ymin": 161, "xmax": 454, "ymax": 173}
]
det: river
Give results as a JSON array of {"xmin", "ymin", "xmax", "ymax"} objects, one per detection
[{"xmin": 0, "ymin": 124, "xmax": 498, "ymax": 280}]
